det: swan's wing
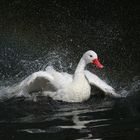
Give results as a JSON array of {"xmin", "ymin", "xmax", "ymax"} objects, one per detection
[
  {"xmin": 45, "ymin": 66, "xmax": 73, "ymax": 89},
  {"xmin": 19, "ymin": 71, "xmax": 56, "ymax": 94},
  {"xmin": 85, "ymin": 70, "xmax": 121, "ymax": 98}
]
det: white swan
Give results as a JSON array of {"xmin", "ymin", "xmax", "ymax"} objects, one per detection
[{"xmin": 17, "ymin": 50, "xmax": 121, "ymax": 102}]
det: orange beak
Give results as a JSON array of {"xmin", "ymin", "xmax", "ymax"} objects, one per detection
[{"xmin": 92, "ymin": 58, "xmax": 104, "ymax": 69}]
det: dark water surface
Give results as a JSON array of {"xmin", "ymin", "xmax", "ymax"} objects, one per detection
[{"xmin": 0, "ymin": 0, "xmax": 140, "ymax": 139}]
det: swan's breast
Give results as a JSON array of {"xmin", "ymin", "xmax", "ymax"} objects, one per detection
[{"xmin": 68, "ymin": 76, "xmax": 91, "ymax": 102}]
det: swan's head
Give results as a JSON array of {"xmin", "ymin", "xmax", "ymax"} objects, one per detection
[{"xmin": 83, "ymin": 50, "xmax": 104, "ymax": 69}]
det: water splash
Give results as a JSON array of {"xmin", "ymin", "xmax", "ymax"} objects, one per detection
[{"xmin": 118, "ymin": 76, "xmax": 140, "ymax": 98}]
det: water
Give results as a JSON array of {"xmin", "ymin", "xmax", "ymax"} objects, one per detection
[{"xmin": 0, "ymin": 0, "xmax": 140, "ymax": 139}]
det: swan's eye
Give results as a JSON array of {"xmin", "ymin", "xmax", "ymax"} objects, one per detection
[{"xmin": 89, "ymin": 55, "xmax": 93, "ymax": 57}]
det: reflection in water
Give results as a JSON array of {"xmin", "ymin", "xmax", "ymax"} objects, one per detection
[
  {"xmin": 59, "ymin": 109, "xmax": 111, "ymax": 129},
  {"xmin": 0, "ymin": 95, "xmax": 139, "ymax": 139}
]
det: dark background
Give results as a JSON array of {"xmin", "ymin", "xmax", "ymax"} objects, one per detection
[{"xmin": 0, "ymin": 0, "xmax": 139, "ymax": 80}]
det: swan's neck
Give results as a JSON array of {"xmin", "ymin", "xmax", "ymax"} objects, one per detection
[{"xmin": 74, "ymin": 58, "xmax": 86, "ymax": 79}]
